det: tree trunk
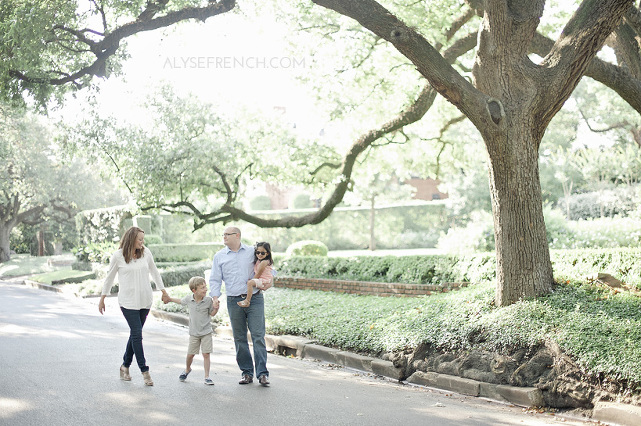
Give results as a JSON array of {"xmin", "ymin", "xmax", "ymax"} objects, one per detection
[
  {"xmin": 37, "ymin": 227, "xmax": 45, "ymax": 257},
  {"xmin": 485, "ymin": 122, "xmax": 554, "ymax": 306},
  {"xmin": 369, "ymin": 196, "xmax": 376, "ymax": 251},
  {"xmin": 0, "ymin": 226, "xmax": 11, "ymax": 262}
]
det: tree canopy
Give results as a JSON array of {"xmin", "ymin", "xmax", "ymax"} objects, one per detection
[
  {"xmin": 0, "ymin": 105, "xmax": 87, "ymax": 261},
  {"xmin": 3, "ymin": 0, "xmax": 641, "ymax": 305}
]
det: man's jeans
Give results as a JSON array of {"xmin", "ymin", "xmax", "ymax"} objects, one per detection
[
  {"xmin": 120, "ymin": 307, "xmax": 150, "ymax": 373},
  {"xmin": 227, "ymin": 292, "xmax": 269, "ymax": 378}
]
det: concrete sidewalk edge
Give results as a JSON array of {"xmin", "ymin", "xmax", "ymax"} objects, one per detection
[{"xmin": 16, "ymin": 279, "xmax": 641, "ymax": 426}]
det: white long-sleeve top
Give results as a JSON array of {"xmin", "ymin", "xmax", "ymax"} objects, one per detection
[{"xmin": 101, "ymin": 247, "xmax": 165, "ymax": 310}]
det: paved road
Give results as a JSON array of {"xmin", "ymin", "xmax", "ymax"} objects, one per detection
[{"xmin": 0, "ymin": 280, "xmax": 590, "ymax": 426}]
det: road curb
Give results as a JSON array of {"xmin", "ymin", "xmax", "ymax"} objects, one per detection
[
  {"xmin": 150, "ymin": 309, "xmax": 189, "ymax": 327},
  {"xmin": 15, "ymin": 279, "xmax": 640, "ymax": 425},
  {"xmin": 593, "ymin": 402, "xmax": 641, "ymax": 426},
  {"xmin": 24, "ymin": 279, "xmax": 69, "ymax": 294}
]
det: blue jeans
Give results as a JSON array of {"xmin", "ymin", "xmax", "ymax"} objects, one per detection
[
  {"xmin": 227, "ymin": 292, "xmax": 269, "ymax": 378},
  {"xmin": 120, "ymin": 307, "xmax": 150, "ymax": 373}
]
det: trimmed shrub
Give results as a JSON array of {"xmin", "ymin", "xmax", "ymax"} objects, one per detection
[
  {"xmin": 289, "ymin": 192, "xmax": 313, "ymax": 209},
  {"xmin": 275, "ymin": 249, "xmax": 641, "ymax": 290},
  {"xmin": 551, "ymin": 247, "xmax": 641, "ymax": 290},
  {"xmin": 249, "ymin": 195, "xmax": 272, "ymax": 211},
  {"xmin": 144, "ymin": 234, "xmax": 163, "ymax": 245},
  {"xmin": 147, "ymin": 243, "xmax": 223, "ymax": 262},
  {"xmin": 558, "ymin": 187, "xmax": 638, "ymax": 220},
  {"xmin": 286, "ymin": 240, "xmax": 328, "ymax": 257},
  {"xmin": 159, "ymin": 261, "xmax": 211, "ymax": 287},
  {"xmin": 276, "ymin": 254, "xmax": 491, "ymax": 284}
]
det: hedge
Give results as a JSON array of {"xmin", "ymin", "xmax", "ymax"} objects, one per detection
[
  {"xmin": 158, "ymin": 261, "xmax": 212, "ymax": 287},
  {"xmin": 147, "ymin": 243, "xmax": 224, "ymax": 262},
  {"xmin": 275, "ymin": 253, "xmax": 496, "ymax": 285},
  {"xmin": 551, "ymin": 247, "xmax": 641, "ymax": 289},
  {"xmin": 276, "ymin": 248, "xmax": 641, "ymax": 289}
]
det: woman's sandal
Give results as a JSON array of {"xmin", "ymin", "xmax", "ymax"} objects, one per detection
[
  {"xmin": 142, "ymin": 371, "xmax": 154, "ymax": 386},
  {"xmin": 120, "ymin": 365, "xmax": 131, "ymax": 381}
]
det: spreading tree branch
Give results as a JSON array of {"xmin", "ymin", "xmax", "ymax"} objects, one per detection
[
  {"xmin": 9, "ymin": 0, "xmax": 236, "ymax": 87},
  {"xmin": 144, "ymin": 27, "xmax": 478, "ymax": 229}
]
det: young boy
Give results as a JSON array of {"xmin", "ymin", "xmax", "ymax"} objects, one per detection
[{"xmin": 162, "ymin": 276, "xmax": 218, "ymax": 385}]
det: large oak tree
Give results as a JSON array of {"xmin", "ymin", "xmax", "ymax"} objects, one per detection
[
  {"xmin": 1, "ymin": 106, "xmax": 80, "ymax": 261},
  {"xmin": 3, "ymin": 0, "xmax": 641, "ymax": 305}
]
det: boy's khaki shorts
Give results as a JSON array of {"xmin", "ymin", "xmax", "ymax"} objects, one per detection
[{"xmin": 187, "ymin": 333, "xmax": 213, "ymax": 355}]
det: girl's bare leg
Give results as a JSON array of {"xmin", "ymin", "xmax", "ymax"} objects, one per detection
[{"xmin": 237, "ymin": 280, "xmax": 256, "ymax": 307}]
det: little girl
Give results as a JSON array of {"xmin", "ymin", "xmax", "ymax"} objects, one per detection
[{"xmin": 237, "ymin": 242, "xmax": 273, "ymax": 307}]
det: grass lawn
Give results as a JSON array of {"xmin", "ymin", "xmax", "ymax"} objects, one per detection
[
  {"xmin": 0, "ymin": 253, "xmax": 75, "ymax": 277},
  {"xmin": 29, "ymin": 269, "xmax": 95, "ymax": 284}
]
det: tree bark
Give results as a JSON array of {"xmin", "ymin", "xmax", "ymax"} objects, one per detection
[
  {"xmin": 312, "ymin": 0, "xmax": 634, "ymax": 305},
  {"xmin": 0, "ymin": 226, "xmax": 11, "ymax": 263},
  {"xmin": 485, "ymin": 124, "xmax": 553, "ymax": 305},
  {"xmin": 369, "ymin": 196, "xmax": 376, "ymax": 251}
]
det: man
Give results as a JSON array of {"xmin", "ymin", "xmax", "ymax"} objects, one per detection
[{"xmin": 209, "ymin": 226, "xmax": 270, "ymax": 386}]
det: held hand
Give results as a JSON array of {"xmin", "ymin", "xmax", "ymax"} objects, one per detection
[{"xmin": 161, "ymin": 293, "xmax": 170, "ymax": 304}]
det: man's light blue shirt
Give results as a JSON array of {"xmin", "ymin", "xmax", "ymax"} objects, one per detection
[{"xmin": 209, "ymin": 243, "xmax": 255, "ymax": 298}]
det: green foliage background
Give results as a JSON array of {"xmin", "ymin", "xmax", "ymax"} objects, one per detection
[{"xmin": 245, "ymin": 202, "xmax": 447, "ymax": 251}]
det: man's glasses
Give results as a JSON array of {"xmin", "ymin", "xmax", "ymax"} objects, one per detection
[
  {"xmin": 223, "ymin": 232, "xmax": 238, "ymax": 237},
  {"xmin": 256, "ymin": 251, "xmax": 268, "ymax": 255}
]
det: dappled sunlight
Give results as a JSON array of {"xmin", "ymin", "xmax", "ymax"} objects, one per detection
[
  {"xmin": 21, "ymin": 312, "xmax": 59, "ymax": 320},
  {"xmin": 104, "ymin": 393, "xmax": 180, "ymax": 423},
  {"xmin": 0, "ymin": 264, "xmax": 19, "ymax": 275},
  {"xmin": 0, "ymin": 397, "xmax": 33, "ymax": 419},
  {"xmin": 0, "ymin": 323, "xmax": 85, "ymax": 339}
]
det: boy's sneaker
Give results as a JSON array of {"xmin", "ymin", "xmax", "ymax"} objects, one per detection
[
  {"xmin": 204, "ymin": 378, "xmax": 214, "ymax": 385},
  {"xmin": 179, "ymin": 370, "xmax": 191, "ymax": 382}
]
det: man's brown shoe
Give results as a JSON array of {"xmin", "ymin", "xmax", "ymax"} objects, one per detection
[
  {"xmin": 259, "ymin": 375, "xmax": 270, "ymax": 386},
  {"xmin": 239, "ymin": 374, "xmax": 253, "ymax": 384}
]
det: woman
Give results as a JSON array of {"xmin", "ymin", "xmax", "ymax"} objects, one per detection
[{"xmin": 98, "ymin": 226, "xmax": 168, "ymax": 386}]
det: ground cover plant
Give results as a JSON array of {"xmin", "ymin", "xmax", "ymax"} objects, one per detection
[{"xmin": 153, "ymin": 279, "xmax": 641, "ymax": 397}]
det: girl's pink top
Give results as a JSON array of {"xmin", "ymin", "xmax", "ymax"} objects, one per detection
[{"xmin": 255, "ymin": 261, "xmax": 272, "ymax": 283}]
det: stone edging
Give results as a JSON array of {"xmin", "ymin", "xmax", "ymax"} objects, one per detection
[
  {"xmin": 274, "ymin": 276, "xmax": 468, "ymax": 297},
  {"xmin": 20, "ymin": 279, "xmax": 641, "ymax": 426},
  {"xmin": 152, "ymin": 311, "xmax": 639, "ymax": 426}
]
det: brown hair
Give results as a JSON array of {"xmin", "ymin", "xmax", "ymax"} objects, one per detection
[
  {"xmin": 120, "ymin": 226, "xmax": 145, "ymax": 264},
  {"xmin": 188, "ymin": 276, "xmax": 206, "ymax": 292}
]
